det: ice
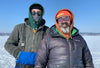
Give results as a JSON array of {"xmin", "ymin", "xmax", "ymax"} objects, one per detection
[
  {"xmin": 0, "ymin": 35, "xmax": 100, "ymax": 68},
  {"xmin": 0, "ymin": 36, "xmax": 15, "ymax": 68},
  {"xmin": 83, "ymin": 36, "xmax": 100, "ymax": 68}
]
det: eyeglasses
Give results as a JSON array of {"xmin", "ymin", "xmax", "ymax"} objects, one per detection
[
  {"xmin": 57, "ymin": 16, "xmax": 70, "ymax": 23},
  {"xmin": 32, "ymin": 11, "xmax": 42, "ymax": 16}
]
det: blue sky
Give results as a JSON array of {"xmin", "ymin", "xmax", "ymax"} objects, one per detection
[{"xmin": 0, "ymin": 0, "xmax": 100, "ymax": 33}]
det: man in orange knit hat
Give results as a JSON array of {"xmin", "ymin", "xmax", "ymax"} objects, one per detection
[{"xmin": 34, "ymin": 9, "xmax": 94, "ymax": 68}]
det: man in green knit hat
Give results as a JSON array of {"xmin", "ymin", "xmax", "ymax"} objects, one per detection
[{"xmin": 4, "ymin": 3, "xmax": 50, "ymax": 68}]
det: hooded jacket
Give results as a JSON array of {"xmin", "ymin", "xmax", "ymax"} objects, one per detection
[
  {"xmin": 4, "ymin": 18, "xmax": 49, "ymax": 58},
  {"xmin": 4, "ymin": 18, "xmax": 50, "ymax": 68},
  {"xmin": 55, "ymin": 9, "xmax": 74, "ymax": 39},
  {"xmin": 4, "ymin": 3, "xmax": 50, "ymax": 68},
  {"xmin": 34, "ymin": 9, "xmax": 94, "ymax": 68}
]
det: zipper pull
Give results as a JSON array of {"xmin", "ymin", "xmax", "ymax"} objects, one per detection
[{"xmin": 33, "ymin": 29, "xmax": 37, "ymax": 33}]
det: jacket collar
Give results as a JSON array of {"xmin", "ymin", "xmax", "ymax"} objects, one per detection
[
  {"xmin": 50, "ymin": 25, "xmax": 79, "ymax": 39},
  {"xmin": 24, "ymin": 18, "xmax": 46, "ymax": 31}
]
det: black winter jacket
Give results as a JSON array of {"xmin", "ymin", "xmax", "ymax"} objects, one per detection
[{"xmin": 34, "ymin": 25, "xmax": 94, "ymax": 68}]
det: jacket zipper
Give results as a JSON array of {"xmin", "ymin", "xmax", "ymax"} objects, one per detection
[
  {"xmin": 33, "ymin": 32, "xmax": 36, "ymax": 40},
  {"xmin": 67, "ymin": 39, "xmax": 71, "ymax": 68},
  {"xmin": 32, "ymin": 28, "xmax": 42, "ymax": 52},
  {"xmin": 32, "ymin": 32, "xmax": 36, "ymax": 52}
]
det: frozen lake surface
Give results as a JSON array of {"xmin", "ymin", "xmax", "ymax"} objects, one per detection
[{"xmin": 0, "ymin": 35, "xmax": 100, "ymax": 68}]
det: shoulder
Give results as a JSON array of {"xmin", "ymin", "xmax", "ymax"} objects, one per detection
[
  {"xmin": 43, "ymin": 25, "xmax": 50, "ymax": 34},
  {"xmin": 43, "ymin": 25, "xmax": 49, "ymax": 30},
  {"xmin": 16, "ymin": 23, "xmax": 25, "ymax": 27},
  {"xmin": 13, "ymin": 23, "xmax": 25, "ymax": 33},
  {"xmin": 42, "ymin": 33, "xmax": 52, "ymax": 46},
  {"xmin": 74, "ymin": 34, "xmax": 87, "ymax": 47},
  {"xmin": 43, "ymin": 32, "xmax": 52, "ymax": 39},
  {"xmin": 74, "ymin": 34, "xmax": 85, "ymax": 41},
  {"xmin": 78, "ymin": 34, "xmax": 86, "ymax": 42},
  {"xmin": 15, "ymin": 23, "xmax": 25, "ymax": 29}
]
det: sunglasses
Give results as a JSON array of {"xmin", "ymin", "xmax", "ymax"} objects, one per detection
[
  {"xmin": 57, "ymin": 16, "xmax": 70, "ymax": 23},
  {"xmin": 32, "ymin": 11, "xmax": 42, "ymax": 16}
]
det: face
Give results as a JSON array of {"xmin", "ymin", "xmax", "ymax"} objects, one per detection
[
  {"xmin": 31, "ymin": 9, "xmax": 42, "ymax": 22},
  {"xmin": 57, "ymin": 16, "xmax": 70, "ymax": 28},
  {"xmin": 57, "ymin": 16, "xmax": 71, "ymax": 33}
]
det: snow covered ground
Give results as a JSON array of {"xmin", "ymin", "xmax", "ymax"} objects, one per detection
[
  {"xmin": 0, "ymin": 35, "xmax": 100, "ymax": 68},
  {"xmin": 0, "ymin": 36, "xmax": 15, "ymax": 68},
  {"xmin": 83, "ymin": 36, "xmax": 100, "ymax": 68}
]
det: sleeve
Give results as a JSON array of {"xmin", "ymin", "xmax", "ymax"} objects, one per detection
[
  {"xmin": 82, "ymin": 39, "xmax": 94, "ymax": 68},
  {"xmin": 34, "ymin": 35, "xmax": 49, "ymax": 68},
  {"xmin": 4, "ymin": 25, "xmax": 21, "ymax": 59}
]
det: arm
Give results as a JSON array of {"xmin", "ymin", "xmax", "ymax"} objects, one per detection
[
  {"xmin": 35, "ymin": 35, "xmax": 49, "ymax": 68},
  {"xmin": 82, "ymin": 39, "xmax": 94, "ymax": 68},
  {"xmin": 4, "ymin": 25, "xmax": 21, "ymax": 59}
]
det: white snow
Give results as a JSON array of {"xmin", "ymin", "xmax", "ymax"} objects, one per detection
[
  {"xmin": 0, "ymin": 35, "xmax": 100, "ymax": 68},
  {"xmin": 83, "ymin": 36, "xmax": 100, "ymax": 68},
  {"xmin": 0, "ymin": 36, "xmax": 15, "ymax": 68}
]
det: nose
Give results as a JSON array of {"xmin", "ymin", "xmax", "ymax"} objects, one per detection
[
  {"xmin": 62, "ymin": 20, "xmax": 66, "ymax": 22},
  {"xmin": 61, "ymin": 21, "xmax": 68, "ymax": 27}
]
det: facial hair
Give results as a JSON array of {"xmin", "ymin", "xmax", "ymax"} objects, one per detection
[{"xmin": 60, "ymin": 26, "xmax": 70, "ymax": 33}]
